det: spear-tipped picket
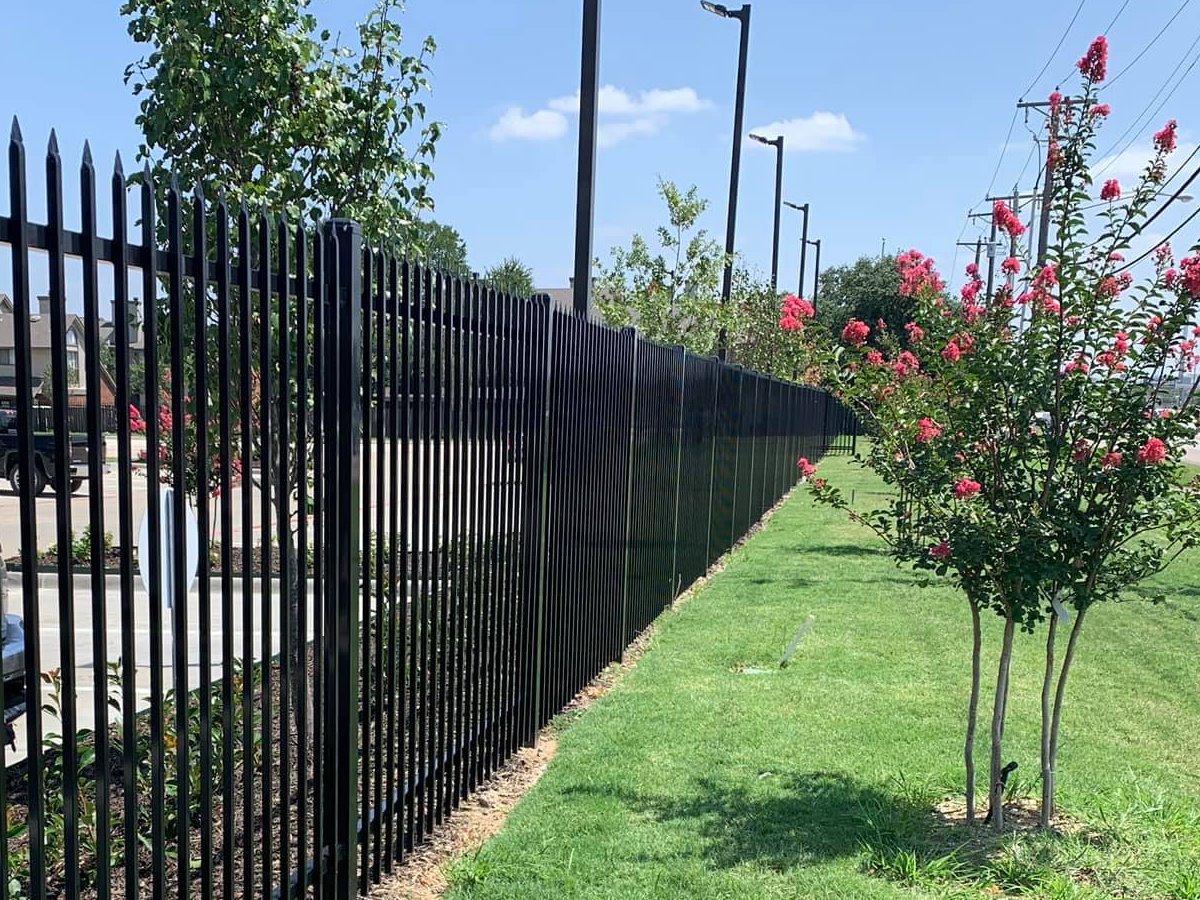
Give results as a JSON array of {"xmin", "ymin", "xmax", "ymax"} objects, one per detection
[{"xmin": 45, "ymin": 126, "xmax": 83, "ymax": 900}]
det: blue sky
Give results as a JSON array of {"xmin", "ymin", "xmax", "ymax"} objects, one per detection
[{"xmin": 3, "ymin": 0, "xmax": 1200, "ymax": 303}]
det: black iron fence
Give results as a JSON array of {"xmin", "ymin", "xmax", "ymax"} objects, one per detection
[{"xmin": 0, "ymin": 122, "xmax": 856, "ymax": 900}]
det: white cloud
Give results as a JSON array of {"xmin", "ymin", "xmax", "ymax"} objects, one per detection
[
  {"xmin": 598, "ymin": 117, "xmax": 663, "ymax": 148},
  {"xmin": 748, "ymin": 112, "xmax": 864, "ymax": 153},
  {"xmin": 548, "ymin": 85, "xmax": 709, "ymax": 117},
  {"xmin": 1092, "ymin": 141, "xmax": 1197, "ymax": 183},
  {"xmin": 488, "ymin": 107, "xmax": 568, "ymax": 142}
]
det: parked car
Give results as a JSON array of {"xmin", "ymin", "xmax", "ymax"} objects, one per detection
[
  {"xmin": 0, "ymin": 408, "xmax": 97, "ymax": 496},
  {"xmin": 0, "ymin": 546, "xmax": 26, "ymax": 749}
]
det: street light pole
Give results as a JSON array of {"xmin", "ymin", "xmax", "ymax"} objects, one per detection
[
  {"xmin": 807, "ymin": 237, "xmax": 822, "ymax": 310},
  {"xmin": 749, "ymin": 132, "xmax": 784, "ymax": 290},
  {"xmin": 783, "ymin": 200, "xmax": 809, "ymax": 297},
  {"xmin": 572, "ymin": 0, "xmax": 601, "ymax": 317},
  {"xmin": 701, "ymin": 1, "xmax": 751, "ymax": 358}
]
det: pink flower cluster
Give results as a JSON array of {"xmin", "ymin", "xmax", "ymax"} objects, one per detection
[
  {"xmin": 842, "ymin": 319, "xmax": 871, "ymax": 346},
  {"xmin": 904, "ymin": 321, "xmax": 925, "ymax": 344},
  {"xmin": 797, "ymin": 457, "xmax": 818, "ymax": 478},
  {"xmin": 1076, "ymin": 35, "xmax": 1108, "ymax": 82},
  {"xmin": 897, "ymin": 249, "xmax": 946, "ymax": 298},
  {"xmin": 1000, "ymin": 257, "xmax": 1022, "ymax": 277},
  {"xmin": 915, "ymin": 417, "xmax": 942, "ymax": 443},
  {"xmin": 1137, "ymin": 437, "xmax": 1167, "ymax": 465},
  {"xmin": 1154, "ymin": 120, "xmax": 1178, "ymax": 154},
  {"xmin": 1100, "ymin": 179, "xmax": 1121, "ymax": 201},
  {"xmin": 1089, "ymin": 103, "xmax": 1111, "ymax": 118},
  {"xmin": 1179, "ymin": 256, "xmax": 1200, "ymax": 297},
  {"xmin": 953, "ymin": 479, "xmax": 981, "ymax": 500},
  {"xmin": 892, "ymin": 350, "xmax": 920, "ymax": 378},
  {"xmin": 992, "ymin": 200, "xmax": 1026, "ymax": 239},
  {"xmin": 929, "ymin": 541, "xmax": 951, "ymax": 560},
  {"xmin": 1064, "ymin": 354, "xmax": 1090, "ymax": 376},
  {"xmin": 779, "ymin": 294, "xmax": 816, "ymax": 332}
]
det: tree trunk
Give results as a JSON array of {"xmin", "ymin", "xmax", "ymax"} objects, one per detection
[
  {"xmin": 1047, "ymin": 606, "xmax": 1088, "ymax": 822},
  {"xmin": 990, "ymin": 614, "xmax": 1016, "ymax": 831},
  {"xmin": 965, "ymin": 597, "xmax": 982, "ymax": 824},
  {"xmin": 1040, "ymin": 610, "xmax": 1059, "ymax": 829}
]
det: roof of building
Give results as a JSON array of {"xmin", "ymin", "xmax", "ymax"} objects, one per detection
[{"xmin": 0, "ymin": 294, "xmax": 84, "ymax": 349}]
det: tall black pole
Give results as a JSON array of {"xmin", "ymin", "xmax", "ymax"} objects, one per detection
[
  {"xmin": 714, "ymin": 4, "xmax": 751, "ymax": 358},
  {"xmin": 770, "ymin": 136, "xmax": 783, "ymax": 290},
  {"xmin": 572, "ymin": 0, "xmax": 601, "ymax": 317},
  {"xmin": 810, "ymin": 238, "xmax": 822, "ymax": 310},
  {"xmin": 798, "ymin": 204, "xmax": 809, "ymax": 297}
]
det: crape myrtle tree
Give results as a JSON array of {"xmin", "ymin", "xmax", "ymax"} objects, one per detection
[
  {"xmin": 123, "ymin": 0, "xmax": 441, "ymax": 720},
  {"xmin": 784, "ymin": 36, "xmax": 1200, "ymax": 830}
]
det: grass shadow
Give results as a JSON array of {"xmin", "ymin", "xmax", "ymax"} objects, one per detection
[{"xmin": 564, "ymin": 769, "xmax": 933, "ymax": 872}]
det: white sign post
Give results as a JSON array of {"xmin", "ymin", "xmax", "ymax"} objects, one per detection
[{"xmin": 138, "ymin": 486, "xmax": 200, "ymax": 657}]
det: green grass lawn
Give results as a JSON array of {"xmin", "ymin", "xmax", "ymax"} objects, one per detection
[{"xmin": 446, "ymin": 456, "xmax": 1200, "ymax": 900}]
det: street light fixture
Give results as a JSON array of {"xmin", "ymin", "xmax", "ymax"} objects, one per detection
[
  {"xmin": 806, "ymin": 237, "xmax": 822, "ymax": 310},
  {"xmin": 749, "ymin": 132, "xmax": 784, "ymax": 290},
  {"xmin": 701, "ymin": 1, "xmax": 751, "ymax": 358},
  {"xmin": 783, "ymin": 200, "xmax": 809, "ymax": 298}
]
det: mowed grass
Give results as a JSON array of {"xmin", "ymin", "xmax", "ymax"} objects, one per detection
[{"xmin": 446, "ymin": 456, "xmax": 1200, "ymax": 900}]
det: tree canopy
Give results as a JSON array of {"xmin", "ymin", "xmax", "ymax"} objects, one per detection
[{"xmin": 814, "ymin": 253, "xmax": 917, "ymax": 343}]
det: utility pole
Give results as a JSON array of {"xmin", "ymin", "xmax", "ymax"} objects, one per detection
[
  {"xmin": 956, "ymin": 239, "xmax": 983, "ymax": 270},
  {"xmin": 749, "ymin": 132, "xmax": 784, "ymax": 289},
  {"xmin": 1017, "ymin": 99, "xmax": 1056, "ymax": 264},
  {"xmin": 880, "ymin": 237, "xmax": 886, "ymax": 258}
]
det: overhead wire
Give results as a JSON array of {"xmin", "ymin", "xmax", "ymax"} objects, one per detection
[
  {"xmin": 1105, "ymin": 0, "xmax": 1192, "ymax": 87},
  {"xmin": 1093, "ymin": 28, "xmax": 1200, "ymax": 174},
  {"xmin": 1021, "ymin": 0, "xmax": 1090, "ymax": 96},
  {"xmin": 1115, "ymin": 203, "xmax": 1200, "ymax": 271}
]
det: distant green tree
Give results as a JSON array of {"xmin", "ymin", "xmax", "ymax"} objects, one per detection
[
  {"xmin": 728, "ymin": 268, "xmax": 805, "ymax": 378},
  {"xmin": 815, "ymin": 254, "xmax": 916, "ymax": 343},
  {"xmin": 412, "ymin": 219, "xmax": 469, "ymax": 276},
  {"xmin": 596, "ymin": 180, "xmax": 729, "ymax": 354},
  {"xmin": 484, "ymin": 257, "xmax": 534, "ymax": 298}
]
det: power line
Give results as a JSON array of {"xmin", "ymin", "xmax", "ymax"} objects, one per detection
[
  {"xmin": 1105, "ymin": 0, "xmax": 1192, "ymax": 87},
  {"xmin": 1138, "ymin": 160, "xmax": 1200, "ymax": 232},
  {"xmin": 1094, "ymin": 29, "xmax": 1200, "ymax": 174},
  {"xmin": 1102, "ymin": 0, "xmax": 1132, "ymax": 34},
  {"xmin": 1115, "ymin": 203, "xmax": 1200, "ymax": 271},
  {"xmin": 1022, "ymin": 0, "xmax": 1089, "ymax": 96}
]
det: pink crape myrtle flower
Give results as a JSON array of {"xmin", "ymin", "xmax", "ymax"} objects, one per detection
[
  {"xmin": 866, "ymin": 349, "xmax": 885, "ymax": 366},
  {"xmin": 1077, "ymin": 34, "xmax": 1108, "ymax": 82},
  {"xmin": 1102, "ymin": 451, "xmax": 1123, "ymax": 469},
  {"xmin": 1100, "ymin": 179, "xmax": 1121, "ymax": 201},
  {"xmin": 893, "ymin": 351, "xmax": 920, "ymax": 377},
  {"xmin": 941, "ymin": 341, "xmax": 961, "ymax": 362},
  {"xmin": 1064, "ymin": 355, "xmax": 1090, "ymax": 375},
  {"xmin": 841, "ymin": 319, "xmax": 870, "ymax": 346},
  {"xmin": 915, "ymin": 417, "xmax": 942, "ymax": 443},
  {"xmin": 904, "ymin": 321, "xmax": 925, "ymax": 344},
  {"xmin": 1180, "ymin": 256, "xmax": 1200, "ymax": 296},
  {"xmin": 1089, "ymin": 102, "xmax": 1111, "ymax": 118},
  {"xmin": 1154, "ymin": 243, "xmax": 1174, "ymax": 268},
  {"xmin": 1154, "ymin": 120, "xmax": 1178, "ymax": 154},
  {"xmin": 954, "ymin": 479, "xmax": 982, "ymax": 500},
  {"xmin": 1136, "ymin": 437, "xmax": 1168, "ymax": 465},
  {"xmin": 1001, "ymin": 257, "xmax": 1022, "ymax": 276},
  {"xmin": 929, "ymin": 541, "xmax": 951, "ymax": 560},
  {"xmin": 797, "ymin": 457, "xmax": 817, "ymax": 478},
  {"xmin": 992, "ymin": 200, "xmax": 1026, "ymax": 238}
]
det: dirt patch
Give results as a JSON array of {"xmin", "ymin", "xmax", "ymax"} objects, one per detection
[
  {"xmin": 368, "ymin": 486, "xmax": 795, "ymax": 899},
  {"xmin": 933, "ymin": 796, "xmax": 1098, "ymax": 841}
]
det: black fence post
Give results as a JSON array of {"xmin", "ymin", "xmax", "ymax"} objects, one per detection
[
  {"xmin": 669, "ymin": 345, "xmax": 686, "ymax": 596},
  {"xmin": 322, "ymin": 218, "xmax": 363, "ymax": 900},
  {"xmin": 527, "ymin": 295, "xmax": 554, "ymax": 745},
  {"xmin": 618, "ymin": 327, "xmax": 639, "ymax": 658}
]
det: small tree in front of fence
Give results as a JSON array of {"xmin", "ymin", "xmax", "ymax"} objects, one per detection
[{"xmin": 787, "ymin": 36, "xmax": 1200, "ymax": 830}]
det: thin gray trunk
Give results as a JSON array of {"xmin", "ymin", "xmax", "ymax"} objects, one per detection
[
  {"xmin": 990, "ymin": 614, "xmax": 1017, "ymax": 831},
  {"xmin": 965, "ymin": 597, "xmax": 982, "ymax": 824},
  {"xmin": 1047, "ymin": 606, "xmax": 1088, "ymax": 822},
  {"xmin": 1040, "ymin": 611, "xmax": 1059, "ymax": 828}
]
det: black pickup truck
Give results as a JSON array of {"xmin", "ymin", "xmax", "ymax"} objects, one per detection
[{"xmin": 0, "ymin": 409, "xmax": 95, "ymax": 496}]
